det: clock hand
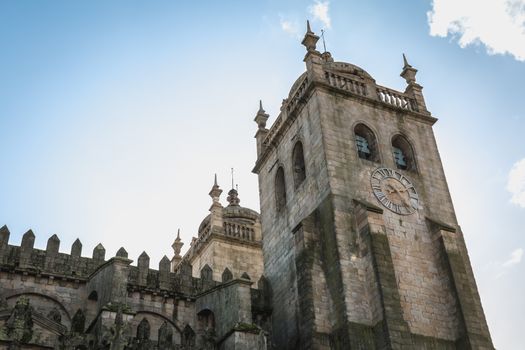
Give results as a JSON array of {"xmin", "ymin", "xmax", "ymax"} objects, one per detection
[{"xmin": 391, "ymin": 186, "xmax": 412, "ymax": 207}]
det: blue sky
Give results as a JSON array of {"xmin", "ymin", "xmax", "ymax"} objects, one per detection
[{"xmin": 1, "ymin": 1, "xmax": 524, "ymax": 348}]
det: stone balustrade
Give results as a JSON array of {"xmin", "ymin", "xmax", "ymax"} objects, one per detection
[
  {"xmin": 325, "ymin": 71, "xmax": 367, "ymax": 97},
  {"xmin": 376, "ymin": 85, "xmax": 418, "ymax": 111}
]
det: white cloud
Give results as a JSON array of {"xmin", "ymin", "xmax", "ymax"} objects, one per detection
[
  {"xmin": 502, "ymin": 248, "xmax": 524, "ymax": 267},
  {"xmin": 507, "ymin": 158, "xmax": 525, "ymax": 207},
  {"xmin": 427, "ymin": 0, "xmax": 525, "ymax": 61},
  {"xmin": 280, "ymin": 17, "xmax": 300, "ymax": 38},
  {"xmin": 309, "ymin": 1, "xmax": 331, "ymax": 29}
]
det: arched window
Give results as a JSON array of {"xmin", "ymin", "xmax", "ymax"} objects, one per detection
[
  {"xmin": 292, "ymin": 142, "xmax": 306, "ymax": 188},
  {"xmin": 158, "ymin": 321, "xmax": 173, "ymax": 348},
  {"xmin": 392, "ymin": 135, "xmax": 416, "ymax": 171},
  {"xmin": 137, "ymin": 318, "xmax": 151, "ymax": 340},
  {"xmin": 275, "ymin": 167, "xmax": 287, "ymax": 211},
  {"xmin": 88, "ymin": 291, "xmax": 98, "ymax": 301},
  {"xmin": 222, "ymin": 268, "xmax": 233, "ymax": 282},
  {"xmin": 197, "ymin": 309, "xmax": 215, "ymax": 332},
  {"xmin": 354, "ymin": 124, "xmax": 379, "ymax": 162},
  {"xmin": 71, "ymin": 309, "xmax": 86, "ymax": 333},
  {"xmin": 182, "ymin": 325, "xmax": 195, "ymax": 347},
  {"xmin": 201, "ymin": 264, "xmax": 213, "ymax": 281}
]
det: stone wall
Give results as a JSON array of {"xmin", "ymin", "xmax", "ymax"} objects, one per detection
[
  {"xmin": 0, "ymin": 227, "xmax": 270, "ymax": 349},
  {"xmin": 190, "ymin": 239, "xmax": 264, "ymax": 283}
]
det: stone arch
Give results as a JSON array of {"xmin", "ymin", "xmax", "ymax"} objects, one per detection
[
  {"xmin": 6, "ymin": 292, "xmax": 71, "ymax": 323},
  {"xmin": 292, "ymin": 141, "xmax": 306, "ymax": 189},
  {"xmin": 275, "ymin": 166, "xmax": 287, "ymax": 211},
  {"xmin": 133, "ymin": 310, "xmax": 182, "ymax": 334},
  {"xmin": 354, "ymin": 123, "xmax": 380, "ymax": 162},
  {"xmin": 391, "ymin": 134, "xmax": 417, "ymax": 171}
]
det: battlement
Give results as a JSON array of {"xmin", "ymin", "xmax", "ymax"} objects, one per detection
[
  {"xmin": 0, "ymin": 225, "xmax": 265, "ymax": 296},
  {"xmin": 0, "ymin": 225, "xmax": 107, "ymax": 280}
]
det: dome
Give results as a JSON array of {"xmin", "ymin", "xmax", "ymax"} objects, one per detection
[{"xmin": 197, "ymin": 188, "xmax": 260, "ymax": 236}]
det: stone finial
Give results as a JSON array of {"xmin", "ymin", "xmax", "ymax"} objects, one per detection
[
  {"xmin": 301, "ymin": 20, "xmax": 320, "ymax": 53},
  {"xmin": 209, "ymin": 174, "xmax": 223, "ymax": 202},
  {"xmin": 46, "ymin": 234, "xmax": 60, "ymax": 255},
  {"xmin": 172, "ymin": 229, "xmax": 183, "ymax": 257},
  {"xmin": 403, "ymin": 53, "xmax": 411, "ymax": 68},
  {"xmin": 208, "ymin": 175, "xmax": 224, "ymax": 229},
  {"xmin": 92, "ymin": 243, "xmax": 106, "ymax": 261},
  {"xmin": 226, "ymin": 188, "xmax": 240, "ymax": 207},
  {"xmin": 71, "ymin": 239, "xmax": 82, "ymax": 257},
  {"xmin": 116, "ymin": 247, "xmax": 128, "ymax": 258},
  {"xmin": 400, "ymin": 53, "xmax": 418, "ymax": 84},
  {"xmin": 241, "ymin": 272, "xmax": 251, "ymax": 280},
  {"xmin": 171, "ymin": 230, "xmax": 184, "ymax": 272},
  {"xmin": 400, "ymin": 53, "xmax": 428, "ymax": 112},
  {"xmin": 254, "ymin": 100, "xmax": 269, "ymax": 130}
]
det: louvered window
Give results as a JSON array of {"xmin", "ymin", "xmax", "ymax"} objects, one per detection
[
  {"xmin": 393, "ymin": 146, "xmax": 407, "ymax": 169},
  {"xmin": 356, "ymin": 135, "xmax": 371, "ymax": 159}
]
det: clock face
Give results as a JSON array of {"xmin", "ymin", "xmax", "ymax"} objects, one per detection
[{"xmin": 370, "ymin": 167, "xmax": 419, "ymax": 215}]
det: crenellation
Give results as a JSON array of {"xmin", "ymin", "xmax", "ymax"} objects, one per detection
[
  {"xmin": 0, "ymin": 226, "xmax": 9, "ymax": 267},
  {"xmin": 92, "ymin": 243, "xmax": 105, "ymax": 262},
  {"xmin": 71, "ymin": 238, "xmax": 82, "ymax": 257},
  {"xmin": 116, "ymin": 246, "xmax": 128, "ymax": 258},
  {"xmin": 46, "ymin": 234, "xmax": 60, "ymax": 254},
  {"xmin": 138, "ymin": 251, "xmax": 150, "ymax": 286},
  {"xmin": 159, "ymin": 255, "xmax": 171, "ymax": 290},
  {"xmin": 19, "ymin": 229, "xmax": 35, "ymax": 269}
]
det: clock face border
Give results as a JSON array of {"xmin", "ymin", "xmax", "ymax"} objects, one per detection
[{"xmin": 370, "ymin": 167, "xmax": 419, "ymax": 215}]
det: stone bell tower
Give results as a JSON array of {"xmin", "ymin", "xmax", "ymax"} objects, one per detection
[{"xmin": 253, "ymin": 22, "xmax": 493, "ymax": 349}]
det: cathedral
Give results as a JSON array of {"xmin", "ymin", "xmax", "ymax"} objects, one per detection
[{"xmin": 0, "ymin": 23, "xmax": 493, "ymax": 350}]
